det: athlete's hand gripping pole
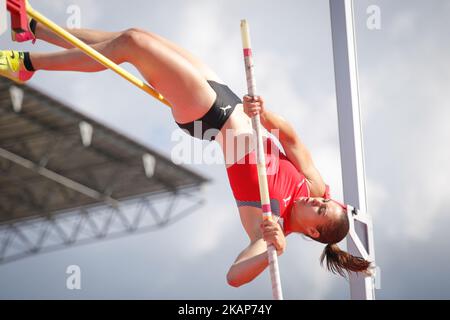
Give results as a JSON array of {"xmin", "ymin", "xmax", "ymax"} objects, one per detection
[{"xmin": 240, "ymin": 19, "xmax": 283, "ymax": 300}]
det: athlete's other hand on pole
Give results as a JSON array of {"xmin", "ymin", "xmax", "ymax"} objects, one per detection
[
  {"xmin": 243, "ymin": 95, "xmax": 266, "ymax": 118},
  {"xmin": 261, "ymin": 219, "xmax": 286, "ymax": 256}
]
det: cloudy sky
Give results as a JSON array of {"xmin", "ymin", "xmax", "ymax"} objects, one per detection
[{"xmin": 1, "ymin": 0, "xmax": 450, "ymax": 299}]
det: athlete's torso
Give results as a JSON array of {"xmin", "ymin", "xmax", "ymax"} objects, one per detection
[{"xmin": 226, "ymin": 137, "xmax": 311, "ymax": 234}]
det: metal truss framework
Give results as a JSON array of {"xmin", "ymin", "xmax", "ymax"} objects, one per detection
[
  {"xmin": 0, "ymin": 77, "xmax": 208, "ymax": 264},
  {"xmin": 0, "ymin": 188, "xmax": 204, "ymax": 264}
]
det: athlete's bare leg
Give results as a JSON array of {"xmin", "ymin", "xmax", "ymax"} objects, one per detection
[
  {"xmin": 34, "ymin": 23, "xmax": 222, "ymax": 83},
  {"xmin": 34, "ymin": 23, "xmax": 121, "ymax": 48},
  {"xmin": 30, "ymin": 29, "xmax": 216, "ymax": 124}
]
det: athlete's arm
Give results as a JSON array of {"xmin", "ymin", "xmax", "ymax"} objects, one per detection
[
  {"xmin": 243, "ymin": 95, "xmax": 326, "ymax": 196},
  {"xmin": 227, "ymin": 207, "xmax": 286, "ymax": 287}
]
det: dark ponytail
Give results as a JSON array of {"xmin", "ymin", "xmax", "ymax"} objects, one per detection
[
  {"xmin": 315, "ymin": 206, "xmax": 371, "ymax": 277},
  {"xmin": 320, "ymin": 243, "xmax": 371, "ymax": 277}
]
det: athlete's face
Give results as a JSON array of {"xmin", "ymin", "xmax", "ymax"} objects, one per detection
[{"xmin": 293, "ymin": 197, "xmax": 344, "ymax": 239}]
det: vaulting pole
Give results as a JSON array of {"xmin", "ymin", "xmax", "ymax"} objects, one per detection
[{"xmin": 240, "ymin": 19, "xmax": 283, "ymax": 300}]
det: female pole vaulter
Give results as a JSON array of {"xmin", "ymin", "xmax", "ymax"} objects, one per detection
[{"xmin": 0, "ymin": 17, "xmax": 371, "ymax": 287}]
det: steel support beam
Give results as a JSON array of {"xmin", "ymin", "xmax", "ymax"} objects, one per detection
[
  {"xmin": 0, "ymin": 147, "xmax": 121, "ymax": 208},
  {"xmin": 330, "ymin": 0, "xmax": 377, "ymax": 300}
]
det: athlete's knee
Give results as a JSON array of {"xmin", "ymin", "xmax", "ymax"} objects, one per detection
[
  {"xmin": 113, "ymin": 28, "xmax": 150, "ymax": 62},
  {"xmin": 119, "ymin": 28, "xmax": 148, "ymax": 48}
]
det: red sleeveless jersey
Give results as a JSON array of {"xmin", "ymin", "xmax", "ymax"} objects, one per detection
[{"xmin": 226, "ymin": 138, "xmax": 330, "ymax": 234}]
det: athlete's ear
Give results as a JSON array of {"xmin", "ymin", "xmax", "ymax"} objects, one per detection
[{"xmin": 306, "ymin": 227, "xmax": 320, "ymax": 239}]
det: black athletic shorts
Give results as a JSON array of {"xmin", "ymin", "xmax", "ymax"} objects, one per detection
[{"xmin": 176, "ymin": 80, "xmax": 242, "ymax": 141}]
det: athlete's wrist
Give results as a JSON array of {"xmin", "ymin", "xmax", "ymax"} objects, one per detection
[{"xmin": 259, "ymin": 110, "xmax": 270, "ymax": 128}]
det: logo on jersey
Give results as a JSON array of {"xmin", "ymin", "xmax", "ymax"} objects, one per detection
[{"xmin": 282, "ymin": 196, "xmax": 291, "ymax": 207}]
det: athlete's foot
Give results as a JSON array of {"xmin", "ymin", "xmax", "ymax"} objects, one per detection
[{"xmin": 0, "ymin": 50, "xmax": 35, "ymax": 84}]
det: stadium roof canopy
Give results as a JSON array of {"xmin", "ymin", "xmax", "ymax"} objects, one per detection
[{"xmin": 0, "ymin": 77, "xmax": 209, "ymax": 263}]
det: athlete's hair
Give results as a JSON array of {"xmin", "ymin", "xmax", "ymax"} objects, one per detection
[{"xmin": 315, "ymin": 208, "xmax": 371, "ymax": 277}]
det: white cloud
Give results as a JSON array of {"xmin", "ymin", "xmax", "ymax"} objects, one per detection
[
  {"xmin": 389, "ymin": 10, "xmax": 418, "ymax": 40},
  {"xmin": 178, "ymin": 199, "xmax": 240, "ymax": 261},
  {"xmin": 359, "ymin": 20, "xmax": 450, "ymax": 240}
]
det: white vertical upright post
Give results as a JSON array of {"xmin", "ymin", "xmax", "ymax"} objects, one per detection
[{"xmin": 329, "ymin": 0, "xmax": 377, "ymax": 300}]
